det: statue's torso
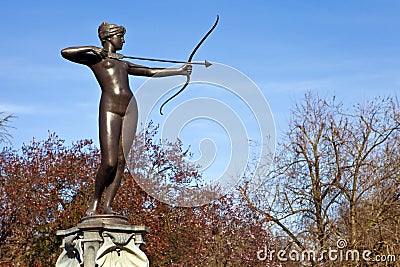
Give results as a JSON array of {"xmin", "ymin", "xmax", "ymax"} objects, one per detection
[{"xmin": 91, "ymin": 59, "xmax": 133, "ymax": 115}]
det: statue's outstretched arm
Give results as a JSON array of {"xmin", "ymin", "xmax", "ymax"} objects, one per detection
[{"xmin": 126, "ymin": 60, "xmax": 191, "ymax": 77}]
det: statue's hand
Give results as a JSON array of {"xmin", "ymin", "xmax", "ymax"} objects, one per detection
[
  {"xmin": 92, "ymin": 47, "xmax": 108, "ymax": 59},
  {"xmin": 180, "ymin": 64, "xmax": 192, "ymax": 76}
]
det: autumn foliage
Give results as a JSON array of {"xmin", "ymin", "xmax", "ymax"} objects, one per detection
[{"xmin": 0, "ymin": 126, "xmax": 271, "ymax": 266}]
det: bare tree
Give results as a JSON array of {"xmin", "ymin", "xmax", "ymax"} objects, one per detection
[
  {"xmin": 241, "ymin": 92, "xmax": 400, "ymax": 265},
  {"xmin": 0, "ymin": 112, "xmax": 14, "ymax": 145}
]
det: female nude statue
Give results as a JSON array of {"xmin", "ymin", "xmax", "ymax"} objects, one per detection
[{"xmin": 61, "ymin": 22, "xmax": 191, "ymax": 215}]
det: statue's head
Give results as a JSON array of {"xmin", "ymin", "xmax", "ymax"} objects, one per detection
[{"xmin": 98, "ymin": 22, "xmax": 126, "ymax": 46}]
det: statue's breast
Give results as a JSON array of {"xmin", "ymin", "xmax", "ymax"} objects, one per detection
[{"xmin": 103, "ymin": 59, "xmax": 115, "ymax": 69}]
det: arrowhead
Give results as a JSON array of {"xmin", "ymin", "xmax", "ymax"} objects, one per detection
[{"xmin": 205, "ymin": 60, "xmax": 212, "ymax": 68}]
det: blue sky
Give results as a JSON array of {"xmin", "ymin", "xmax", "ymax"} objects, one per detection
[{"xmin": 1, "ymin": 0, "xmax": 400, "ymax": 150}]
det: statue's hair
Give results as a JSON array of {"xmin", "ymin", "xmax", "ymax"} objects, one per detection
[{"xmin": 98, "ymin": 22, "xmax": 126, "ymax": 41}]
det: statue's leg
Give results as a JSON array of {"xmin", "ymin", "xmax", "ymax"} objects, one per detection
[
  {"xmin": 87, "ymin": 111, "xmax": 122, "ymax": 216},
  {"xmin": 103, "ymin": 98, "xmax": 138, "ymax": 214},
  {"xmin": 103, "ymin": 109, "xmax": 137, "ymax": 214},
  {"xmin": 102, "ymin": 133, "xmax": 125, "ymax": 214}
]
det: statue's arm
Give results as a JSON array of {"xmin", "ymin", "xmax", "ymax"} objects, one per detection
[
  {"xmin": 126, "ymin": 61, "xmax": 191, "ymax": 77},
  {"xmin": 61, "ymin": 46, "xmax": 103, "ymax": 65}
]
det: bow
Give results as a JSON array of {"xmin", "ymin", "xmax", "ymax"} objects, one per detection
[{"xmin": 159, "ymin": 15, "xmax": 219, "ymax": 115}]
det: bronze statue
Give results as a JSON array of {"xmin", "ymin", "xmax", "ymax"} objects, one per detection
[{"xmin": 61, "ymin": 22, "xmax": 192, "ymax": 215}]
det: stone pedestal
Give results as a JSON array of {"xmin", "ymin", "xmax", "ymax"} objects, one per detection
[{"xmin": 56, "ymin": 215, "xmax": 150, "ymax": 267}]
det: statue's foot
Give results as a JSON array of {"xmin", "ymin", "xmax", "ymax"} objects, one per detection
[
  {"xmin": 102, "ymin": 206, "xmax": 117, "ymax": 215},
  {"xmin": 86, "ymin": 208, "xmax": 98, "ymax": 216},
  {"xmin": 86, "ymin": 200, "xmax": 99, "ymax": 216}
]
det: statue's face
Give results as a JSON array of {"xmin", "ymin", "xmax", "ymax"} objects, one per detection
[{"xmin": 109, "ymin": 34, "xmax": 125, "ymax": 50}]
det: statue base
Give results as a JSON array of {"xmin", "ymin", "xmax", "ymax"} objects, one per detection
[{"xmin": 56, "ymin": 215, "xmax": 150, "ymax": 267}]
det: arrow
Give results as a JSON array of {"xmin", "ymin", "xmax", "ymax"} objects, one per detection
[{"xmin": 108, "ymin": 52, "xmax": 212, "ymax": 68}]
